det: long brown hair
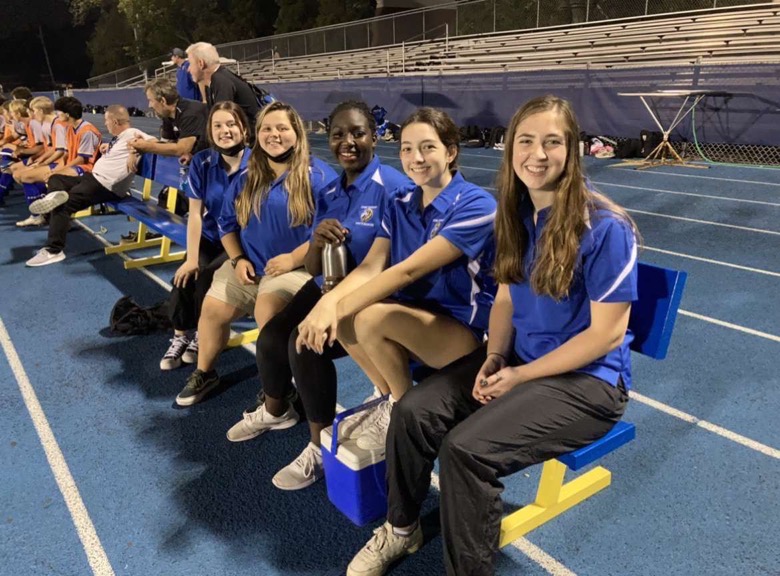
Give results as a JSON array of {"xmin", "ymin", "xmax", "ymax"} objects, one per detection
[
  {"xmin": 494, "ymin": 95, "xmax": 639, "ymax": 299},
  {"xmin": 206, "ymin": 101, "xmax": 248, "ymax": 148},
  {"xmin": 235, "ymin": 101, "xmax": 313, "ymax": 228}
]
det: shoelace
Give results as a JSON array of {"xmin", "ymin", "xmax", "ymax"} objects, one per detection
[
  {"xmin": 365, "ymin": 525, "xmax": 390, "ymax": 553},
  {"xmin": 291, "ymin": 446, "xmax": 319, "ymax": 478},
  {"xmin": 164, "ymin": 335, "xmax": 189, "ymax": 359},
  {"xmin": 361, "ymin": 401, "xmax": 392, "ymax": 444},
  {"xmin": 185, "ymin": 336, "xmax": 198, "ymax": 353}
]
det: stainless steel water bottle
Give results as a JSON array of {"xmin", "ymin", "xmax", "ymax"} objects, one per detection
[{"xmin": 322, "ymin": 242, "xmax": 348, "ymax": 293}]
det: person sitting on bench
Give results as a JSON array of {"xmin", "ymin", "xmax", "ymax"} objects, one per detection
[
  {"xmin": 345, "ymin": 95, "xmax": 640, "ymax": 576},
  {"xmin": 25, "ymin": 105, "xmax": 154, "ymax": 267},
  {"xmin": 159, "ymin": 102, "xmax": 251, "ymax": 371}
]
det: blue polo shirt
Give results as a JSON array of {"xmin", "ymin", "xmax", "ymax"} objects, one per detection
[
  {"xmin": 176, "ymin": 61, "xmax": 201, "ymax": 101},
  {"xmin": 218, "ymin": 156, "xmax": 338, "ymax": 274},
  {"xmin": 509, "ymin": 201, "xmax": 638, "ymax": 388},
  {"xmin": 377, "ymin": 171, "xmax": 497, "ymax": 335},
  {"xmin": 312, "ymin": 155, "xmax": 410, "ymax": 288},
  {"xmin": 186, "ymin": 147, "xmax": 250, "ymax": 243}
]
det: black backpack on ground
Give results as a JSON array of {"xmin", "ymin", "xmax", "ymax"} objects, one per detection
[
  {"xmin": 461, "ymin": 125, "xmax": 485, "ymax": 148},
  {"xmin": 109, "ymin": 296, "xmax": 172, "ymax": 336},
  {"xmin": 157, "ymin": 186, "xmax": 189, "ymax": 216},
  {"xmin": 615, "ymin": 138, "xmax": 642, "ymax": 159},
  {"xmin": 640, "ymin": 130, "xmax": 664, "ymax": 157},
  {"xmin": 486, "ymin": 126, "xmax": 507, "ymax": 149}
]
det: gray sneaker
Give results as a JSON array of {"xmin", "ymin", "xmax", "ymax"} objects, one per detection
[
  {"xmin": 355, "ymin": 399, "xmax": 393, "ymax": 452},
  {"xmin": 346, "ymin": 522, "xmax": 423, "ymax": 576},
  {"xmin": 226, "ymin": 403, "xmax": 299, "ymax": 442},
  {"xmin": 176, "ymin": 369, "xmax": 220, "ymax": 406},
  {"xmin": 181, "ymin": 332, "xmax": 198, "ymax": 364},
  {"xmin": 29, "ymin": 190, "xmax": 69, "ymax": 215},
  {"xmin": 272, "ymin": 442, "xmax": 324, "ymax": 491},
  {"xmin": 25, "ymin": 248, "xmax": 66, "ymax": 267}
]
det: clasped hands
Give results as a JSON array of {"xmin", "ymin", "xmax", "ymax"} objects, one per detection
[{"xmin": 472, "ymin": 352, "xmax": 526, "ymax": 405}]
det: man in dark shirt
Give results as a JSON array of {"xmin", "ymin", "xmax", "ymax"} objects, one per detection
[
  {"xmin": 129, "ymin": 78, "xmax": 208, "ymax": 161},
  {"xmin": 186, "ymin": 42, "xmax": 259, "ymax": 144}
]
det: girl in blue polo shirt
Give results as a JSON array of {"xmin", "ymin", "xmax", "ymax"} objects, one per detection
[
  {"xmin": 224, "ymin": 101, "xmax": 412, "ymax": 491},
  {"xmin": 159, "ymin": 101, "xmax": 251, "ymax": 372},
  {"xmin": 175, "ymin": 101, "xmax": 337, "ymax": 407},
  {"xmin": 297, "ymin": 107, "xmax": 497, "ymax": 453},
  {"xmin": 346, "ymin": 95, "xmax": 640, "ymax": 576}
]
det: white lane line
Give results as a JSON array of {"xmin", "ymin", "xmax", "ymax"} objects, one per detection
[
  {"xmin": 678, "ymin": 309, "xmax": 780, "ymax": 343},
  {"xmin": 626, "ymin": 209, "xmax": 780, "ymax": 236},
  {"xmin": 591, "ymin": 181, "xmax": 780, "ymax": 207},
  {"xmin": 630, "ymin": 391, "xmax": 780, "ymax": 459},
  {"xmin": 610, "ymin": 167, "xmax": 780, "ymax": 187},
  {"xmin": 0, "ymin": 318, "xmax": 116, "ymax": 576},
  {"xmin": 642, "ymin": 247, "xmax": 780, "ymax": 278}
]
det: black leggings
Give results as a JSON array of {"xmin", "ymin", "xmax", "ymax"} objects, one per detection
[
  {"xmin": 256, "ymin": 279, "xmax": 347, "ymax": 423},
  {"xmin": 168, "ymin": 236, "xmax": 227, "ymax": 331},
  {"xmin": 386, "ymin": 344, "xmax": 628, "ymax": 576}
]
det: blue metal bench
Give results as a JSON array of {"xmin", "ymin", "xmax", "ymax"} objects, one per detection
[
  {"xmin": 104, "ymin": 153, "xmax": 259, "ymax": 348},
  {"xmin": 104, "ymin": 154, "xmax": 187, "ymax": 269},
  {"xmin": 499, "ymin": 261, "xmax": 687, "ymax": 545}
]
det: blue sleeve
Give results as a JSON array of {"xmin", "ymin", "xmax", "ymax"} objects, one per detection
[
  {"xmin": 583, "ymin": 216, "xmax": 638, "ymax": 303},
  {"xmin": 310, "ymin": 158, "xmax": 339, "ymax": 200},
  {"xmin": 438, "ymin": 191, "xmax": 497, "ymax": 259},
  {"xmin": 186, "ymin": 152, "xmax": 206, "ymax": 200},
  {"xmin": 217, "ymin": 171, "xmax": 245, "ymax": 237}
]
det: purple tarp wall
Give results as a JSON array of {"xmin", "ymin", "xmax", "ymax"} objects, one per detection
[{"xmin": 70, "ymin": 63, "xmax": 780, "ymax": 146}]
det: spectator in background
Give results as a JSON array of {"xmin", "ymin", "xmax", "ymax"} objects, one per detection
[
  {"xmin": 10, "ymin": 86, "xmax": 33, "ymax": 101},
  {"xmin": 170, "ymin": 48, "xmax": 201, "ymax": 102},
  {"xmin": 186, "ymin": 42, "xmax": 259, "ymax": 144},
  {"xmin": 129, "ymin": 78, "xmax": 208, "ymax": 161}
]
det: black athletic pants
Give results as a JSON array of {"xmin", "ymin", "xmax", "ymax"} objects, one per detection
[
  {"xmin": 386, "ymin": 344, "xmax": 628, "ymax": 576},
  {"xmin": 168, "ymin": 236, "xmax": 227, "ymax": 331},
  {"xmin": 46, "ymin": 174, "xmax": 123, "ymax": 253},
  {"xmin": 256, "ymin": 278, "xmax": 347, "ymax": 423}
]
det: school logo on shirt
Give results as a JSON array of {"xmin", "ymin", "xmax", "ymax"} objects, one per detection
[
  {"xmin": 355, "ymin": 205, "xmax": 377, "ymax": 227},
  {"xmin": 429, "ymin": 219, "xmax": 443, "ymax": 239}
]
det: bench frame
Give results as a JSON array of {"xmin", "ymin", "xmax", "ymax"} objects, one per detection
[{"xmin": 499, "ymin": 262, "xmax": 687, "ymax": 546}]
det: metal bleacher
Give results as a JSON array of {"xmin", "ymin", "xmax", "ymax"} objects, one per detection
[{"xmin": 238, "ymin": 4, "xmax": 780, "ymax": 82}]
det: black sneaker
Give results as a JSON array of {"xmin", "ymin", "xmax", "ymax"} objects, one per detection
[
  {"xmin": 176, "ymin": 369, "xmax": 220, "ymax": 406},
  {"xmin": 120, "ymin": 230, "xmax": 163, "ymax": 244}
]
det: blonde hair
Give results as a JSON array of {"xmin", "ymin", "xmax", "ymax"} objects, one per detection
[
  {"xmin": 494, "ymin": 95, "xmax": 640, "ymax": 300},
  {"xmin": 29, "ymin": 96, "xmax": 54, "ymax": 115},
  {"xmin": 235, "ymin": 102, "xmax": 314, "ymax": 228},
  {"xmin": 9, "ymin": 100, "xmax": 30, "ymax": 118}
]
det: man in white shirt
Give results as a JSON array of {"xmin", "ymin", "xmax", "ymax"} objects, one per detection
[{"xmin": 25, "ymin": 105, "xmax": 155, "ymax": 267}]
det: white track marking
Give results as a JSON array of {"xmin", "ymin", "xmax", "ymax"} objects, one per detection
[
  {"xmin": 0, "ymin": 318, "xmax": 116, "ymax": 576},
  {"xmin": 591, "ymin": 181, "xmax": 780, "ymax": 207},
  {"xmin": 626, "ymin": 209, "xmax": 780, "ymax": 236},
  {"xmin": 642, "ymin": 247, "xmax": 780, "ymax": 278},
  {"xmin": 678, "ymin": 309, "xmax": 780, "ymax": 343}
]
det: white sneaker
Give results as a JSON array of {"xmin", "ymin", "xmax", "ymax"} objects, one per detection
[
  {"xmin": 16, "ymin": 214, "xmax": 46, "ymax": 227},
  {"xmin": 160, "ymin": 334, "xmax": 190, "ymax": 370},
  {"xmin": 340, "ymin": 389, "xmax": 383, "ymax": 440},
  {"xmin": 226, "ymin": 403, "xmax": 299, "ymax": 442},
  {"xmin": 346, "ymin": 521, "xmax": 423, "ymax": 576},
  {"xmin": 181, "ymin": 332, "xmax": 198, "ymax": 364},
  {"xmin": 25, "ymin": 248, "xmax": 65, "ymax": 267},
  {"xmin": 272, "ymin": 442, "xmax": 324, "ymax": 491},
  {"xmin": 355, "ymin": 399, "xmax": 393, "ymax": 451},
  {"xmin": 29, "ymin": 190, "xmax": 69, "ymax": 215}
]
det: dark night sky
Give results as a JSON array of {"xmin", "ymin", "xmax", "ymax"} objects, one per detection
[{"xmin": 0, "ymin": 4, "xmax": 94, "ymax": 90}]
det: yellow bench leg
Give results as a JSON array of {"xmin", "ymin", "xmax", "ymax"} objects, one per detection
[
  {"xmin": 226, "ymin": 328, "xmax": 260, "ymax": 348},
  {"xmin": 499, "ymin": 460, "xmax": 612, "ymax": 547}
]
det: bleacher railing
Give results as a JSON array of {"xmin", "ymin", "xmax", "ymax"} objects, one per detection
[{"xmin": 86, "ymin": 0, "xmax": 768, "ymax": 88}]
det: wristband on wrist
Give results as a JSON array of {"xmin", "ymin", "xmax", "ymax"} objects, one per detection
[{"xmin": 230, "ymin": 254, "xmax": 249, "ymax": 268}]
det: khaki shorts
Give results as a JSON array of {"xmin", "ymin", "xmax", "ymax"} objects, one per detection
[{"xmin": 206, "ymin": 260, "xmax": 311, "ymax": 316}]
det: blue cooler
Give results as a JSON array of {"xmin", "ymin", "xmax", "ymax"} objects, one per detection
[{"xmin": 320, "ymin": 397, "xmax": 388, "ymax": 526}]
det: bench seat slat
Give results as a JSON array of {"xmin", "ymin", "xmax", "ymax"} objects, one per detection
[
  {"xmin": 108, "ymin": 198, "xmax": 188, "ymax": 247},
  {"xmin": 557, "ymin": 421, "xmax": 636, "ymax": 471}
]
